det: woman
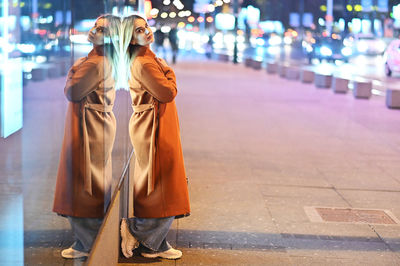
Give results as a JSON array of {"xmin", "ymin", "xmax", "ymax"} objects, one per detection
[
  {"xmin": 52, "ymin": 14, "xmax": 119, "ymax": 259},
  {"xmin": 119, "ymin": 15, "xmax": 190, "ymax": 260}
]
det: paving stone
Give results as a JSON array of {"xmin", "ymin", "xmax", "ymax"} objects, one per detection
[
  {"xmin": 287, "ymin": 253, "xmax": 398, "ymax": 266},
  {"xmin": 321, "ymin": 168, "xmax": 400, "ymax": 191},
  {"xmin": 175, "ymin": 248, "xmax": 292, "ymax": 266},
  {"xmin": 372, "ymin": 225, "xmax": 400, "ymax": 252}
]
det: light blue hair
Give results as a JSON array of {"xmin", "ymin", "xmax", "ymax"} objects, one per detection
[{"xmin": 119, "ymin": 14, "xmax": 147, "ymax": 90}]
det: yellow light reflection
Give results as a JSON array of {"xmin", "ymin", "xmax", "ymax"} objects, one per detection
[
  {"xmin": 354, "ymin": 5, "xmax": 362, "ymax": 12},
  {"xmin": 346, "ymin": 5, "xmax": 352, "ymax": 11}
]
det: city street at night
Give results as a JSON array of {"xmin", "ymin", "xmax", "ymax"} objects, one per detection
[
  {"xmin": 11, "ymin": 56, "xmax": 400, "ymax": 265},
  {"xmin": 3, "ymin": 0, "xmax": 400, "ymax": 265}
]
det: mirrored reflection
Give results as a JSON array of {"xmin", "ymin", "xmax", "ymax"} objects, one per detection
[{"xmin": 1, "ymin": 0, "xmax": 139, "ymax": 264}]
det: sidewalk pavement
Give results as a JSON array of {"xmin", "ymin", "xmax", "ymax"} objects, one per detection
[{"xmin": 4, "ymin": 57, "xmax": 400, "ymax": 265}]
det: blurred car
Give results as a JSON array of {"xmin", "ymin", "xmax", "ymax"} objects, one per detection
[
  {"xmin": 383, "ymin": 39, "xmax": 400, "ymax": 77},
  {"xmin": 304, "ymin": 37, "xmax": 352, "ymax": 64},
  {"xmin": 255, "ymin": 33, "xmax": 282, "ymax": 47},
  {"xmin": 283, "ymin": 29, "xmax": 298, "ymax": 45},
  {"xmin": 354, "ymin": 34, "xmax": 386, "ymax": 55}
]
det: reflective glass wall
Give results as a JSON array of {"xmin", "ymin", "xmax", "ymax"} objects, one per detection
[{"xmin": 0, "ymin": 0, "xmax": 140, "ymax": 264}]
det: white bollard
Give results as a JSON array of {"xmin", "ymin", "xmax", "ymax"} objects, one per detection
[
  {"xmin": 48, "ymin": 65, "xmax": 61, "ymax": 78},
  {"xmin": 300, "ymin": 69, "xmax": 314, "ymax": 83},
  {"xmin": 285, "ymin": 67, "xmax": 300, "ymax": 80},
  {"xmin": 244, "ymin": 58, "xmax": 252, "ymax": 67},
  {"xmin": 218, "ymin": 53, "xmax": 229, "ymax": 62},
  {"xmin": 251, "ymin": 59, "xmax": 262, "ymax": 70},
  {"xmin": 31, "ymin": 68, "xmax": 47, "ymax": 81},
  {"xmin": 278, "ymin": 64, "xmax": 288, "ymax": 78},
  {"xmin": 386, "ymin": 89, "xmax": 400, "ymax": 109},
  {"xmin": 266, "ymin": 62, "xmax": 278, "ymax": 74},
  {"xmin": 314, "ymin": 72, "xmax": 332, "ymax": 88},
  {"xmin": 353, "ymin": 78, "xmax": 372, "ymax": 99},
  {"xmin": 331, "ymin": 76, "xmax": 349, "ymax": 93}
]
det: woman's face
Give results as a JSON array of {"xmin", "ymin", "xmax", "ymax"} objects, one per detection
[
  {"xmin": 88, "ymin": 17, "xmax": 110, "ymax": 46},
  {"xmin": 131, "ymin": 18, "xmax": 153, "ymax": 46}
]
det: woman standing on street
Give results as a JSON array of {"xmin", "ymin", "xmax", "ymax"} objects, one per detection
[
  {"xmin": 119, "ymin": 14, "xmax": 190, "ymax": 260},
  {"xmin": 53, "ymin": 14, "xmax": 119, "ymax": 259}
]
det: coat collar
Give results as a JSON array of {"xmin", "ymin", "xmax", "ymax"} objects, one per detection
[
  {"xmin": 136, "ymin": 45, "xmax": 156, "ymax": 59},
  {"xmin": 88, "ymin": 46, "xmax": 105, "ymax": 57}
]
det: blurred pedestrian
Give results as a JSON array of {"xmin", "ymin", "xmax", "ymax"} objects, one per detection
[
  {"xmin": 119, "ymin": 14, "xmax": 190, "ymax": 260},
  {"xmin": 52, "ymin": 14, "xmax": 119, "ymax": 259},
  {"xmin": 153, "ymin": 25, "xmax": 166, "ymax": 58},
  {"xmin": 205, "ymin": 33, "xmax": 213, "ymax": 59},
  {"xmin": 168, "ymin": 26, "xmax": 179, "ymax": 64}
]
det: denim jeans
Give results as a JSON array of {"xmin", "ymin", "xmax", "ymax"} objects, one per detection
[
  {"xmin": 67, "ymin": 216, "xmax": 103, "ymax": 253},
  {"xmin": 126, "ymin": 216, "xmax": 174, "ymax": 253}
]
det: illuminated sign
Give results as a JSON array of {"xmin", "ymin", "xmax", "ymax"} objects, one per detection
[
  {"xmin": 393, "ymin": 4, "xmax": 400, "ymax": 20},
  {"xmin": 377, "ymin": 0, "xmax": 388, "ymax": 12},
  {"xmin": 215, "ymin": 13, "xmax": 235, "ymax": 30},
  {"xmin": 145, "ymin": 0, "xmax": 152, "ymax": 19},
  {"xmin": 361, "ymin": 0, "xmax": 372, "ymax": 12}
]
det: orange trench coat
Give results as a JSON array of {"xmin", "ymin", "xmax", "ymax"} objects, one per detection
[
  {"xmin": 128, "ymin": 46, "xmax": 190, "ymax": 218},
  {"xmin": 53, "ymin": 47, "xmax": 116, "ymax": 218}
]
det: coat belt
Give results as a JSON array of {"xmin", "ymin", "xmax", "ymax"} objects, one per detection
[
  {"xmin": 132, "ymin": 102, "xmax": 158, "ymax": 196},
  {"xmin": 82, "ymin": 101, "xmax": 114, "ymax": 196}
]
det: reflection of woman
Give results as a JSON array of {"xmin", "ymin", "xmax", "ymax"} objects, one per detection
[
  {"xmin": 52, "ymin": 14, "xmax": 118, "ymax": 259},
  {"xmin": 119, "ymin": 15, "xmax": 190, "ymax": 260}
]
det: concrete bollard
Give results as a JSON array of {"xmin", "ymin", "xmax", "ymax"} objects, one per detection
[
  {"xmin": 353, "ymin": 78, "xmax": 372, "ymax": 99},
  {"xmin": 55, "ymin": 60, "xmax": 69, "ymax": 76},
  {"xmin": 300, "ymin": 69, "xmax": 314, "ymax": 83},
  {"xmin": 251, "ymin": 59, "xmax": 262, "ymax": 70},
  {"xmin": 285, "ymin": 67, "xmax": 300, "ymax": 80},
  {"xmin": 266, "ymin": 62, "xmax": 278, "ymax": 74},
  {"xmin": 278, "ymin": 64, "xmax": 288, "ymax": 78},
  {"xmin": 48, "ymin": 65, "xmax": 61, "ymax": 78},
  {"xmin": 385, "ymin": 89, "xmax": 400, "ymax": 109},
  {"xmin": 244, "ymin": 58, "xmax": 252, "ymax": 67},
  {"xmin": 31, "ymin": 68, "xmax": 47, "ymax": 81},
  {"xmin": 218, "ymin": 53, "xmax": 229, "ymax": 62},
  {"xmin": 331, "ymin": 76, "xmax": 349, "ymax": 93},
  {"xmin": 314, "ymin": 72, "xmax": 332, "ymax": 88}
]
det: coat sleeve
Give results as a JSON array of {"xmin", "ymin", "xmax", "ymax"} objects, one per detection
[
  {"xmin": 136, "ymin": 61, "xmax": 177, "ymax": 103},
  {"xmin": 64, "ymin": 58, "xmax": 103, "ymax": 102}
]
